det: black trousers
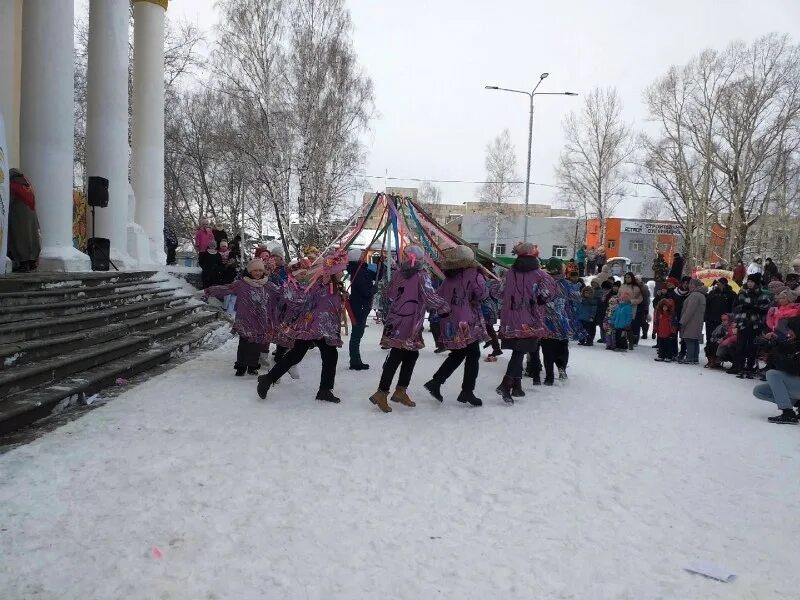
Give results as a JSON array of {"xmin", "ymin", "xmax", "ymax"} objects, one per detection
[
  {"xmin": 166, "ymin": 244, "xmax": 177, "ymax": 265},
  {"xmin": 735, "ymin": 328, "xmax": 757, "ymax": 371},
  {"xmin": 525, "ymin": 344, "xmax": 542, "ymax": 376},
  {"xmin": 505, "ymin": 349, "xmax": 526, "ymax": 378},
  {"xmin": 378, "ymin": 348, "xmax": 419, "ymax": 391},
  {"xmin": 432, "ymin": 340, "xmax": 480, "ymax": 391},
  {"xmin": 540, "ymin": 338, "xmax": 569, "ymax": 380},
  {"xmin": 236, "ymin": 338, "xmax": 266, "ymax": 369},
  {"xmin": 485, "ymin": 322, "xmax": 501, "ymax": 353},
  {"xmin": 657, "ymin": 336, "xmax": 678, "ymax": 359},
  {"xmin": 268, "ymin": 339, "xmax": 339, "ymax": 390}
]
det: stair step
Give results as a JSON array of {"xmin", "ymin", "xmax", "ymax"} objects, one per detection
[
  {"xmin": 0, "ymin": 323, "xmax": 129, "ymax": 370},
  {"xmin": 0, "ymin": 321, "xmax": 225, "ymax": 435},
  {"xmin": 0, "ymin": 294, "xmax": 193, "ymax": 344},
  {"xmin": 147, "ymin": 310, "xmax": 220, "ymax": 342},
  {"xmin": 0, "ymin": 270, "xmax": 157, "ymax": 293},
  {"xmin": 0, "ymin": 335, "xmax": 152, "ymax": 397},
  {"xmin": 0, "ymin": 286, "xmax": 183, "ymax": 324},
  {"xmin": 0, "ymin": 277, "xmax": 171, "ymax": 306}
]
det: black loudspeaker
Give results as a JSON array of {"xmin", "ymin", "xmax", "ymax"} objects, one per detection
[
  {"xmin": 87, "ymin": 237, "xmax": 111, "ymax": 271},
  {"xmin": 87, "ymin": 176, "xmax": 109, "ymax": 207}
]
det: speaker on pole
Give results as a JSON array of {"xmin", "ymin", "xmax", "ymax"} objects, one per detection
[{"xmin": 87, "ymin": 176, "xmax": 109, "ymax": 208}]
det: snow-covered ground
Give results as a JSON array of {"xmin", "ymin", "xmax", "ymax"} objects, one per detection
[{"xmin": 1, "ymin": 325, "xmax": 799, "ymax": 599}]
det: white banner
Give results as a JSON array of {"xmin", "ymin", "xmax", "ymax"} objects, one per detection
[
  {"xmin": 620, "ymin": 219, "xmax": 682, "ymax": 236},
  {"xmin": 0, "ymin": 110, "xmax": 9, "ymax": 273}
]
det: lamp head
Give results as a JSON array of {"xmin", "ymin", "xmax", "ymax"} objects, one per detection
[
  {"xmin": 485, "ymin": 85, "xmax": 499, "ymax": 90},
  {"xmin": 540, "ymin": 72, "xmax": 550, "ymax": 80},
  {"xmin": 564, "ymin": 92, "xmax": 579, "ymax": 96}
]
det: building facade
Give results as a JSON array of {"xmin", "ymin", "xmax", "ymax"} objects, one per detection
[
  {"xmin": 0, "ymin": 0, "xmax": 170, "ymax": 272},
  {"xmin": 461, "ymin": 214, "xmax": 579, "ymax": 259},
  {"xmin": 586, "ymin": 218, "xmax": 684, "ymax": 278}
]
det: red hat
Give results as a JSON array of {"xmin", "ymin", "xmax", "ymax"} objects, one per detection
[{"xmin": 666, "ymin": 277, "xmax": 679, "ymax": 287}]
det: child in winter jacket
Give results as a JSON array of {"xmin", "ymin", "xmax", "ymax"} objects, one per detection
[
  {"xmin": 258, "ymin": 250, "xmax": 349, "ymax": 403},
  {"xmin": 204, "ymin": 258, "xmax": 278, "ymax": 376},
  {"xmin": 369, "ymin": 246, "xmax": 449, "ymax": 413},
  {"xmin": 653, "ymin": 298, "xmax": 678, "ymax": 362},
  {"xmin": 577, "ymin": 285, "xmax": 599, "ymax": 346}
]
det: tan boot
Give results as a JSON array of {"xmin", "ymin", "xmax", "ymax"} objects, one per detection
[
  {"xmin": 369, "ymin": 390, "xmax": 392, "ymax": 413},
  {"xmin": 391, "ymin": 386, "xmax": 416, "ymax": 407}
]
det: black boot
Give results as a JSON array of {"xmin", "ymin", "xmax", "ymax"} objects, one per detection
[
  {"xmin": 543, "ymin": 376, "xmax": 554, "ymax": 386},
  {"xmin": 511, "ymin": 377, "xmax": 526, "ymax": 398},
  {"xmin": 558, "ymin": 367, "xmax": 568, "ymax": 380},
  {"xmin": 767, "ymin": 409, "xmax": 799, "ymax": 424},
  {"xmin": 316, "ymin": 389, "xmax": 341, "ymax": 403},
  {"xmin": 247, "ymin": 366, "xmax": 260, "ymax": 375},
  {"xmin": 457, "ymin": 390, "xmax": 483, "ymax": 406},
  {"xmin": 532, "ymin": 371, "xmax": 542, "ymax": 386},
  {"xmin": 496, "ymin": 376, "xmax": 514, "ymax": 403},
  {"xmin": 424, "ymin": 379, "xmax": 443, "ymax": 402},
  {"xmin": 256, "ymin": 374, "xmax": 273, "ymax": 399},
  {"xmin": 349, "ymin": 362, "xmax": 370, "ymax": 371},
  {"xmin": 235, "ymin": 367, "xmax": 247, "ymax": 377}
]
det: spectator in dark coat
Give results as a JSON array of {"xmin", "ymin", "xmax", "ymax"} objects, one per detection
[
  {"xmin": 164, "ymin": 215, "xmax": 179, "ymax": 266},
  {"xmin": 752, "ymin": 316, "xmax": 800, "ymax": 423},
  {"xmin": 704, "ymin": 278, "xmax": 736, "ymax": 335},
  {"xmin": 212, "ymin": 222, "xmax": 228, "ymax": 247},
  {"xmin": 668, "ymin": 253, "xmax": 685, "ymax": 280},
  {"xmin": 7, "ymin": 169, "xmax": 41, "ymax": 272},
  {"xmin": 763, "ymin": 257, "xmax": 779, "ymax": 282},
  {"xmin": 347, "ymin": 249, "xmax": 379, "ymax": 370},
  {"xmin": 728, "ymin": 273, "xmax": 771, "ymax": 377},
  {"xmin": 199, "ymin": 240, "xmax": 225, "ymax": 289}
]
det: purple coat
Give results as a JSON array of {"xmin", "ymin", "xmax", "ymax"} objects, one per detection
[
  {"xmin": 279, "ymin": 280, "xmax": 343, "ymax": 347},
  {"xmin": 380, "ymin": 264, "xmax": 449, "ymax": 350},
  {"xmin": 498, "ymin": 259, "xmax": 557, "ymax": 340},
  {"xmin": 205, "ymin": 278, "xmax": 278, "ymax": 344},
  {"xmin": 437, "ymin": 267, "xmax": 490, "ymax": 350}
]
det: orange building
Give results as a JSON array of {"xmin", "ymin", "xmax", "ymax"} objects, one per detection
[{"xmin": 586, "ymin": 217, "xmax": 684, "ymax": 277}]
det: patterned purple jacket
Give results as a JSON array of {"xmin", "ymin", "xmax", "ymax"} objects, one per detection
[
  {"xmin": 380, "ymin": 264, "xmax": 449, "ymax": 350},
  {"xmin": 205, "ymin": 278, "xmax": 279, "ymax": 344},
  {"xmin": 498, "ymin": 257, "xmax": 557, "ymax": 340},
  {"xmin": 437, "ymin": 266, "xmax": 490, "ymax": 350},
  {"xmin": 278, "ymin": 280, "xmax": 344, "ymax": 348}
]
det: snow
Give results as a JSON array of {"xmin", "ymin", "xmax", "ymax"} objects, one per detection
[{"xmin": 1, "ymin": 325, "xmax": 799, "ymax": 599}]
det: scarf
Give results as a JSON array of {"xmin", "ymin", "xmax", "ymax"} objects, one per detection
[
  {"xmin": 11, "ymin": 178, "xmax": 35, "ymax": 211},
  {"xmin": 243, "ymin": 276, "xmax": 268, "ymax": 288}
]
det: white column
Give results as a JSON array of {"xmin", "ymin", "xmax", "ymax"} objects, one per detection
[
  {"xmin": 0, "ymin": 1, "xmax": 13, "ymax": 273},
  {"xmin": 19, "ymin": 0, "xmax": 90, "ymax": 271},
  {"xmin": 132, "ymin": 0, "xmax": 168, "ymax": 266},
  {"xmin": 85, "ymin": 0, "xmax": 134, "ymax": 268}
]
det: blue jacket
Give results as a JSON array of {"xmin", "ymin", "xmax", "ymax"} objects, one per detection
[
  {"xmin": 576, "ymin": 248, "xmax": 587, "ymax": 263},
  {"xmin": 576, "ymin": 296, "xmax": 598, "ymax": 322}
]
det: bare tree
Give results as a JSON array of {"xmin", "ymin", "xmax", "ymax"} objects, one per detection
[
  {"xmin": 418, "ymin": 180, "xmax": 443, "ymax": 205},
  {"xmin": 556, "ymin": 87, "xmax": 634, "ymax": 246},
  {"xmin": 480, "ymin": 129, "xmax": 521, "ymax": 256}
]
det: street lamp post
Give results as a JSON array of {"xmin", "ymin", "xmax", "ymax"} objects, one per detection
[{"xmin": 485, "ymin": 74, "xmax": 578, "ymax": 242}]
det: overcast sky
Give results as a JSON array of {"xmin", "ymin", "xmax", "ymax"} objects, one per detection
[{"xmin": 149, "ymin": 1, "xmax": 800, "ymax": 215}]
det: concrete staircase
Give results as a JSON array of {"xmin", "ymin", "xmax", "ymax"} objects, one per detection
[{"xmin": 0, "ymin": 271, "xmax": 226, "ymax": 435}]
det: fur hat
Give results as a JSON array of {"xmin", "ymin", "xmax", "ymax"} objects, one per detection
[
  {"xmin": 512, "ymin": 242, "xmax": 539, "ymax": 257},
  {"xmin": 747, "ymin": 272, "xmax": 763, "ymax": 286},
  {"xmin": 545, "ymin": 257, "xmax": 564, "ymax": 273},
  {"xmin": 405, "ymin": 245, "xmax": 424, "ymax": 261},
  {"xmin": 247, "ymin": 258, "xmax": 265, "ymax": 273},
  {"xmin": 439, "ymin": 245, "xmax": 476, "ymax": 270},
  {"xmin": 270, "ymin": 245, "xmax": 285, "ymax": 259},
  {"xmin": 348, "ymin": 248, "xmax": 363, "ymax": 262}
]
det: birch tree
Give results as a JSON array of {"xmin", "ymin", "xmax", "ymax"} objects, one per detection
[
  {"xmin": 480, "ymin": 130, "xmax": 521, "ymax": 256},
  {"xmin": 556, "ymin": 87, "xmax": 634, "ymax": 245}
]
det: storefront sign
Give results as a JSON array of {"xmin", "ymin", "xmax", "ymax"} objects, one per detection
[{"xmin": 620, "ymin": 220, "xmax": 682, "ymax": 236}]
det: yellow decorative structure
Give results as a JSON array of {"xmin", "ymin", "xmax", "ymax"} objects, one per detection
[{"xmin": 134, "ymin": 0, "xmax": 169, "ymax": 9}]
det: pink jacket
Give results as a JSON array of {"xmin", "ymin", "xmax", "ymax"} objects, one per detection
[{"xmin": 194, "ymin": 227, "xmax": 215, "ymax": 253}]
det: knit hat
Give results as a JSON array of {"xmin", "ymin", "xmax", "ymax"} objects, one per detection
[
  {"xmin": 768, "ymin": 280, "xmax": 787, "ymax": 296},
  {"xmin": 206, "ymin": 240, "xmax": 217, "ymax": 250},
  {"xmin": 270, "ymin": 245, "xmax": 285, "ymax": 259},
  {"xmin": 717, "ymin": 277, "xmax": 728, "ymax": 285},
  {"xmin": 777, "ymin": 288, "xmax": 799, "ymax": 302},
  {"xmin": 666, "ymin": 277, "xmax": 679, "ymax": 287},
  {"xmin": 545, "ymin": 257, "xmax": 564, "ymax": 273},
  {"xmin": 512, "ymin": 242, "xmax": 539, "ymax": 257},
  {"xmin": 439, "ymin": 245, "xmax": 476, "ymax": 270},
  {"xmin": 747, "ymin": 272, "xmax": 763, "ymax": 286},
  {"xmin": 348, "ymin": 248, "xmax": 363, "ymax": 262},
  {"xmin": 247, "ymin": 258, "xmax": 265, "ymax": 273}
]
